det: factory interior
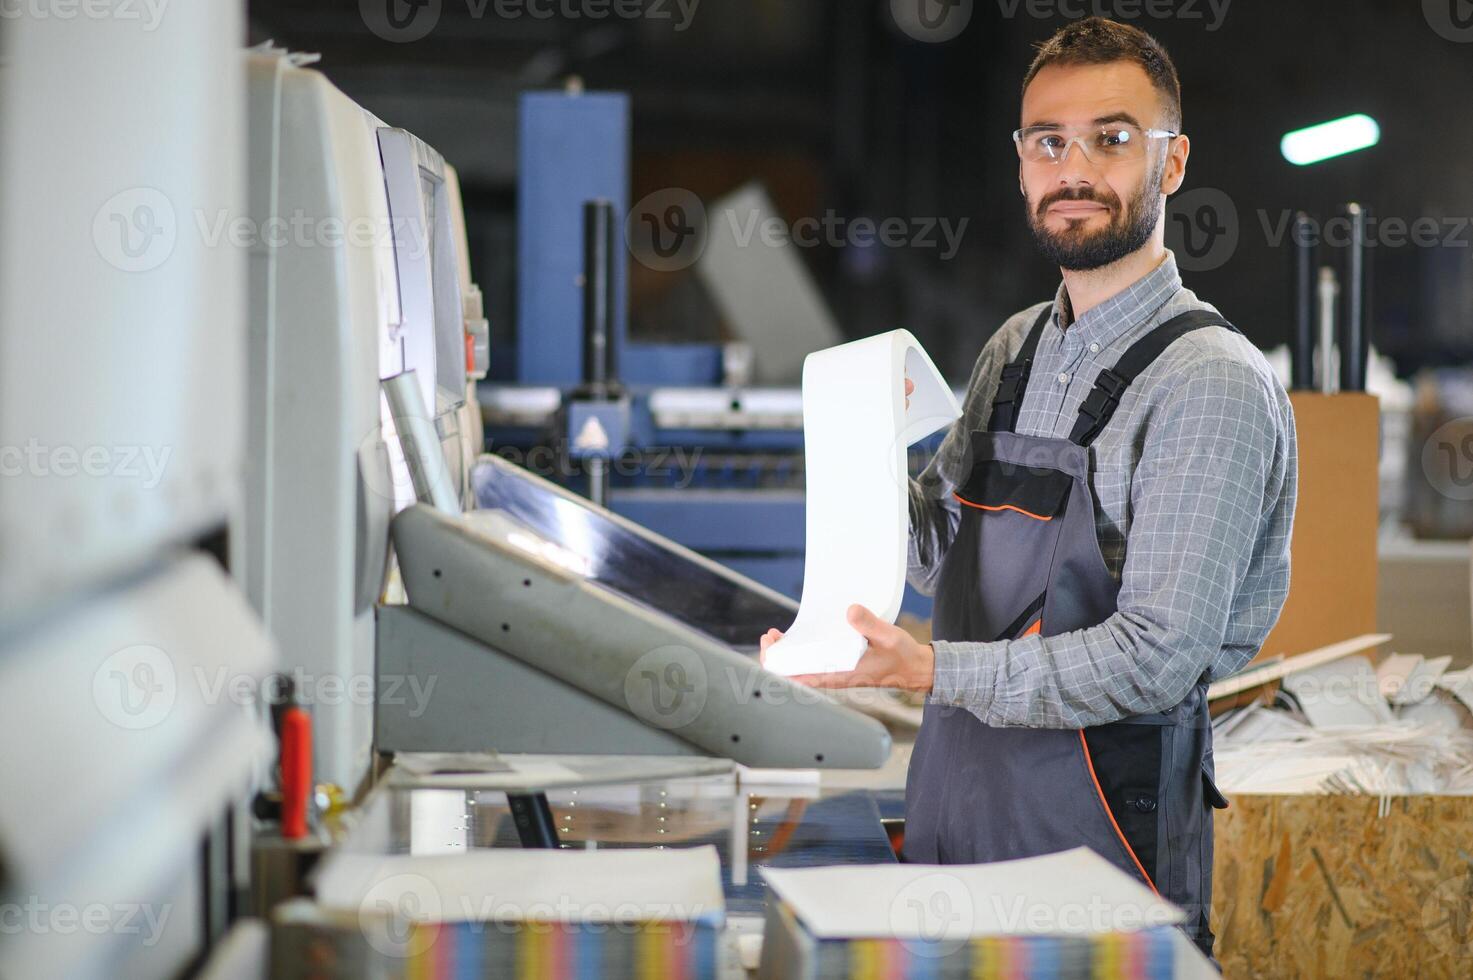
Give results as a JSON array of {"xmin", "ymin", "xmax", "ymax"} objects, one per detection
[{"xmin": 6, "ymin": 1, "xmax": 1473, "ymax": 977}]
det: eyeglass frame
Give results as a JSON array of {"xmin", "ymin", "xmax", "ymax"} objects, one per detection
[{"xmin": 1012, "ymin": 123, "xmax": 1180, "ymax": 166}]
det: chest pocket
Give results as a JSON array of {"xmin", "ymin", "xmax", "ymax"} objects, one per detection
[
  {"xmin": 950, "ymin": 456, "xmax": 1074, "ymax": 642},
  {"xmin": 954, "ymin": 459, "xmax": 1072, "ymax": 522}
]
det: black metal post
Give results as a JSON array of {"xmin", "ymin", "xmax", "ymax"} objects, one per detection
[
  {"xmin": 1339, "ymin": 203, "xmax": 1369, "ymax": 393},
  {"xmin": 1290, "ymin": 211, "xmax": 1316, "ymax": 391},
  {"xmin": 507, "ymin": 792, "xmax": 561, "ymax": 848},
  {"xmin": 582, "ymin": 199, "xmax": 615, "ymax": 392}
]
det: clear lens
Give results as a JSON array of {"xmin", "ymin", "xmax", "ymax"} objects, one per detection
[{"xmin": 1015, "ymin": 124, "xmax": 1160, "ymax": 163}]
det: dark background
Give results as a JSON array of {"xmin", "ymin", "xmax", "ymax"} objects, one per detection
[{"xmin": 247, "ymin": 0, "xmax": 1473, "ymax": 381}]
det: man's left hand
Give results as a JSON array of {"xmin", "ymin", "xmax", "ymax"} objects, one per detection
[{"xmin": 784, "ymin": 604, "xmax": 935, "ymax": 693}]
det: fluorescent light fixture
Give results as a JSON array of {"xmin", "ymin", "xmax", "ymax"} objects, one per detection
[{"xmin": 1281, "ymin": 114, "xmax": 1380, "ymax": 166}]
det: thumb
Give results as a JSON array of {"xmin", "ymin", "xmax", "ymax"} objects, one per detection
[{"xmin": 846, "ymin": 604, "xmax": 891, "ymax": 643}]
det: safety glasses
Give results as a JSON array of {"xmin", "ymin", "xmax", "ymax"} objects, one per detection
[{"xmin": 1013, "ymin": 123, "xmax": 1178, "ymax": 165}]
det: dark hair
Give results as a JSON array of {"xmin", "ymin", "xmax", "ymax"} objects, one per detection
[{"xmin": 1022, "ymin": 18, "xmax": 1182, "ymax": 131}]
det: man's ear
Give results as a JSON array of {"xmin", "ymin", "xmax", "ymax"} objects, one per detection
[{"xmin": 1161, "ymin": 133, "xmax": 1191, "ymax": 196}]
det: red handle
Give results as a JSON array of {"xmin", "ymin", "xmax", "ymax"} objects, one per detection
[{"xmin": 280, "ymin": 707, "xmax": 312, "ymax": 840}]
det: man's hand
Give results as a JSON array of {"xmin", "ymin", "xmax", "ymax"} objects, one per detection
[
  {"xmin": 758, "ymin": 628, "xmax": 784, "ymax": 664},
  {"xmin": 759, "ymin": 605, "xmax": 935, "ymax": 693},
  {"xmin": 904, "ymin": 376, "xmax": 914, "ymax": 409}
]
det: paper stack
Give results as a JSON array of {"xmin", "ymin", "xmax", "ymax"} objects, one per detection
[
  {"xmin": 1212, "ymin": 652, "xmax": 1473, "ymax": 795},
  {"xmin": 272, "ymin": 846, "xmax": 726, "ymax": 979},
  {"xmin": 755, "ymin": 848, "xmax": 1216, "ymax": 979}
]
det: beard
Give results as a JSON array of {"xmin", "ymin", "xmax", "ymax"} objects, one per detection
[{"xmin": 1026, "ymin": 163, "xmax": 1164, "ymax": 272}]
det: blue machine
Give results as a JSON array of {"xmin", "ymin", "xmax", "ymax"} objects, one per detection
[
  {"xmin": 489, "ymin": 89, "xmax": 937, "ymax": 618},
  {"xmin": 516, "ymin": 90, "xmax": 629, "ymax": 385}
]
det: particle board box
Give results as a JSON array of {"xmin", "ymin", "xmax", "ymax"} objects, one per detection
[{"xmin": 1212, "ymin": 793, "xmax": 1473, "ymax": 978}]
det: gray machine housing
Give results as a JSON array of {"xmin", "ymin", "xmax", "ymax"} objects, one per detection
[{"xmin": 379, "ymin": 503, "xmax": 892, "ymax": 770}]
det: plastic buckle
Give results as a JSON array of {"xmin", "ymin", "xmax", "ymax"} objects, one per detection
[
  {"xmin": 1078, "ymin": 369, "xmax": 1127, "ymax": 421},
  {"xmin": 994, "ymin": 361, "xmax": 1030, "ymax": 404},
  {"xmin": 1095, "ymin": 368, "xmax": 1128, "ymax": 401}
]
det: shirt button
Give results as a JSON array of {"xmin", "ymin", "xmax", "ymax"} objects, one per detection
[
  {"xmin": 1089, "ymin": 342, "xmax": 1101, "ymax": 354},
  {"xmin": 1057, "ymin": 372, "xmax": 1069, "ymax": 384}
]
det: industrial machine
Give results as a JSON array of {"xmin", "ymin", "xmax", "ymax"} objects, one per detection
[
  {"xmin": 0, "ymin": 7, "xmax": 275, "ymax": 978},
  {"xmin": 485, "ymin": 95, "xmax": 945, "ymax": 616},
  {"xmin": 0, "ymin": 19, "xmax": 895, "ymax": 976},
  {"xmin": 240, "ymin": 46, "xmax": 496, "ymax": 794},
  {"xmin": 240, "ymin": 48, "xmax": 888, "ymax": 790},
  {"xmin": 230, "ymin": 43, "xmax": 893, "ymax": 961}
]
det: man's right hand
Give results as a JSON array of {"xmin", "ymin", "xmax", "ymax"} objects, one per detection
[
  {"xmin": 758, "ymin": 628, "xmax": 784, "ymax": 669},
  {"xmin": 904, "ymin": 377, "xmax": 914, "ymax": 409}
]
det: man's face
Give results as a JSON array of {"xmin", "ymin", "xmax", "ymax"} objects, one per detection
[{"xmin": 1018, "ymin": 61, "xmax": 1187, "ymax": 272}]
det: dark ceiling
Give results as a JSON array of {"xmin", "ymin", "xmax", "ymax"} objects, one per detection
[{"xmin": 248, "ymin": 0, "xmax": 1473, "ymax": 378}]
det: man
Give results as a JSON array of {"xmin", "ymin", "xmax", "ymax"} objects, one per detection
[{"xmin": 760, "ymin": 17, "xmax": 1296, "ymax": 957}]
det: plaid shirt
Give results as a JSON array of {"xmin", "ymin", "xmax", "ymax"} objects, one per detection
[{"xmin": 907, "ymin": 253, "xmax": 1297, "ymax": 728}]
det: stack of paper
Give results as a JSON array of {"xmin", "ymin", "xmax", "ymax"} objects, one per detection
[
  {"xmin": 756, "ymin": 848, "xmax": 1217, "ymax": 979},
  {"xmin": 277, "ymin": 846, "xmax": 725, "ymax": 979}
]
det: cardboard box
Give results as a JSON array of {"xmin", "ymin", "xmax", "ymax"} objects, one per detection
[{"xmin": 1256, "ymin": 393, "xmax": 1381, "ymax": 662}]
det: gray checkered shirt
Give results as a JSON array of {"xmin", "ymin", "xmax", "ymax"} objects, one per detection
[{"xmin": 907, "ymin": 252, "xmax": 1297, "ymax": 729}]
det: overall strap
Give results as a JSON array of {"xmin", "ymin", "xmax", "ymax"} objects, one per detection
[
  {"xmin": 988, "ymin": 304, "xmax": 1054, "ymax": 434},
  {"xmin": 1069, "ymin": 309, "xmax": 1240, "ymax": 447}
]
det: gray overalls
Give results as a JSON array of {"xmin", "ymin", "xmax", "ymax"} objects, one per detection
[{"xmin": 903, "ymin": 307, "xmax": 1234, "ymax": 957}]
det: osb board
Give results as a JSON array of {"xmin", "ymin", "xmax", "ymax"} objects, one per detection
[{"xmin": 1214, "ymin": 794, "xmax": 1473, "ymax": 978}]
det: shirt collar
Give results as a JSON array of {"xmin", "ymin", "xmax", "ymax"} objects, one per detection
[{"xmin": 1049, "ymin": 251, "xmax": 1183, "ymax": 351}]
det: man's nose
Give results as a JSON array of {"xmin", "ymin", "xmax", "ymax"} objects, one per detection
[{"xmin": 1055, "ymin": 138, "xmax": 1100, "ymax": 187}]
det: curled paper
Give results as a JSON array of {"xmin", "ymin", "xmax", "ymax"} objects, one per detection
[{"xmin": 765, "ymin": 330, "xmax": 961, "ymax": 677}]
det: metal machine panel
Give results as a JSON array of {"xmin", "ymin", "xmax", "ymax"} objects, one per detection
[
  {"xmin": 376, "ymin": 128, "xmax": 469, "ymax": 415},
  {"xmin": 242, "ymin": 54, "xmax": 399, "ymax": 793},
  {"xmin": 0, "ymin": 0, "xmax": 245, "ymax": 616},
  {"xmin": 376, "ymin": 605, "xmax": 702, "ymax": 756},
  {"xmin": 391, "ymin": 503, "xmax": 891, "ymax": 769},
  {"xmin": 0, "ymin": 556, "xmax": 274, "ymax": 979},
  {"xmin": 471, "ymin": 454, "xmax": 799, "ymax": 650},
  {"xmin": 0, "ymin": 10, "xmax": 280, "ymax": 977}
]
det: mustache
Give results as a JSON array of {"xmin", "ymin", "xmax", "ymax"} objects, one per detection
[{"xmin": 1036, "ymin": 188, "xmax": 1120, "ymax": 217}]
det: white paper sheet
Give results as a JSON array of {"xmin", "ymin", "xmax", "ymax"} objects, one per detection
[
  {"xmin": 758, "ymin": 847, "xmax": 1183, "ymax": 939},
  {"xmin": 314, "ymin": 845, "xmax": 725, "ymax": 925},
  {"xmin": 1281, "ymin": 655, "xmax": 1396, "ymax": 727},
  {"xmin": 1438, "ymin": 667, "xmax": 1473, "ymax": 714},
  {"xmin": 1376, "ymin": 653, "xmax": 1452, "ymax": 706},
  {"xmin": 764, "ymin": 330, "xmax": 960, "ymax": 676}
]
